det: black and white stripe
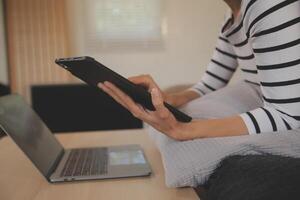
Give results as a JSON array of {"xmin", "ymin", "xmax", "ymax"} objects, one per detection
[
  {"xmin": 253, "ymin": 17, "xmax": 300, "ymax": 38},
  {"xmin": 261, "ymin": 107, "xmax": 277, "ymax": 131},
  {"xmin": 257, "ymin": 58, "xmax": 300, "ymax": 70},
  {"xmin": 246, "ymin": 0, "xmax": 299, "ymax": 38},
  {"xmin": 193, "ymin": 0, "xmax": 300, "ymax": 134},
  {"xmin": 246, "ymin": 112, "xmax": 261, "ymax": 133}
]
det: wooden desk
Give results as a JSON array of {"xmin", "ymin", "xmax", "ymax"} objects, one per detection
[{"xmin": 0, "ymin": 129, "xmax": 199, "ymax": 200}]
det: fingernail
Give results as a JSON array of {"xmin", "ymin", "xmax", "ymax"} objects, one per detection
[
  {"xmin": 151, "ymin": 88, "xmax": 159, "ymax": 96},
  {"xmin": 98, "ymin": 82, "xmax": 103, "ymax": 88},
  {"xmin": 104, "ymin": 81, "xmax": 110, "ymax": 86}
]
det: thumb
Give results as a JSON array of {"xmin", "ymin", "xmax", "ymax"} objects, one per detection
[{"xmin": 151, "ymin": 88, "xmax": 169, "ymax": 119}]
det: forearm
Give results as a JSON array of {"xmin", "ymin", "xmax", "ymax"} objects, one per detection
[
  {"xmin": 173, "ymin": 116, "xmax": 248, "ymax": 140},
  {"xmin": 165, "ymin": 90, "xmax": 200, "ymax": 107}
]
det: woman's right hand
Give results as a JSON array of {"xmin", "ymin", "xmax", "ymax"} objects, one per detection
[
  {"xmin": 128, "ymin": 75, "xmax": 162, "ymax": 94},
  {"xmin": 128, "ymin": 75, "xmax": 200, "ymax": 107},
  {"xmin": 128, "ymin": 75, "xmax": 170, "ymax": 103}
]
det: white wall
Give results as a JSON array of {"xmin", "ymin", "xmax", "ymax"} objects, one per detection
[
  {"xmin": 0, "ymin": 0, "xmax": 8, "ymax": 84},
  {"xmin": 67, "ymin": 0, "xmax": 229, "ymax": 90}
]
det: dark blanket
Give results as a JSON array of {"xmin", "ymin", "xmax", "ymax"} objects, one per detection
[
  {"xmin": 0, "ymin": 84, "xmax": 10, "ymax": 96},
  {"xmin": 0, "ymin": 84, "xmax": 10, "ymax": 138},
  {"xmin": 197, "ymin": 155, "xmax": 300, "ymax": 200},
  {"xmin": 0, "ymin": 129, "xmax": 5, "ymax": 138}
]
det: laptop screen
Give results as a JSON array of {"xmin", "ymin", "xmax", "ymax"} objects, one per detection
[{"xmin": 0, "ymin": 95, "xmax": 63, "ymax": 177}]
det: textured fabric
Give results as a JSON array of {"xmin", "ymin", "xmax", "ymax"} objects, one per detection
[
  {"xmin": 202, "ymin": 155, "xmax": 300, "ymax": 200},
  {"xmin": 147, "ymin": 82, "xmax": 300, "ymax": 187},
  {"xmin": 191, "ymin": 0, "xmax": 300, "ymax": 134}
]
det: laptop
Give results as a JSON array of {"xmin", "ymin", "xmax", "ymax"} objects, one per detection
[{"xmin": 0, "ymin": 95, "xmax": 152, "ymax": 183}]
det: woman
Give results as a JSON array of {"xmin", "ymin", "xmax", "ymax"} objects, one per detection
[{"xmin": 99, "ymin": 0, "xmax": 300, "ymax": 140}]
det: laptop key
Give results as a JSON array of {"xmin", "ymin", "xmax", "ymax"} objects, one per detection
[{"xmin": 60, "ymin": 148, "xmax": 108, "ymax": 178}]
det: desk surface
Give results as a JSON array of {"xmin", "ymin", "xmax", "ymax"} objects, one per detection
[{"xmin": 0, "ymin": 129, "xmax": 198, "ymax": 200}]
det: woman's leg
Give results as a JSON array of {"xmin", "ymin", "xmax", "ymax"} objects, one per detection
[{"xmin": 179, "ymin": 81, "xmax": 263, "ymax": 119}]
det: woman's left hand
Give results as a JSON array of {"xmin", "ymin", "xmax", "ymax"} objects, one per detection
[{"xmin": 98, "ymin": 81, "xmax": 185, "ymax": 140}]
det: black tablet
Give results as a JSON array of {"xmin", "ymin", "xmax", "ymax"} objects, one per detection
[{"xmin": 55, "ymin": 56, "xmax": 192, "ymax": 123}]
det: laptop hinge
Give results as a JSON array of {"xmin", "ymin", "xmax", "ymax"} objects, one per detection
[{"xmin": 46, "ymin": 149, "xmax": 65, "ymax": 181}]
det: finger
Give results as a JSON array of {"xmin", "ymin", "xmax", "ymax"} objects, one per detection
[
  {"xmin": 128, "ymin": 75, "xmax": 157, "ymax": 91},
  {"xmin": 99, "ymin": 82, "xmax": 155, "ymax": 124},
  {"xmin": 151, "ymin": 88, "xmax": 170, "ymax": 119},
  {"xmin": 104, "ymin": 82, "xmax": 149, "ymax": 119},
  {"xmin": 128, "ymin": 75, "xmax": 152, "ymax": 84},
  {"xmin": 136, "ymin": 104, "xmax": 155, "ymax": 123},
  {"xmin": 98, "ymin": 83, "xmax": 128, "ymax": 108},
  {"xmin": 103, "ymin": 81, "xmax": 137, "ymax": 108}
]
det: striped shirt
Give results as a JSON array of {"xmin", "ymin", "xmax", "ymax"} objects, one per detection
[{"xmin": 192, "ymin": 0, "xmax": 300, "ymax": 134}]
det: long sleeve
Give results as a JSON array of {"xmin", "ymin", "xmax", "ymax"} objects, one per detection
[
  {"xmin": 240, "ymin": 0, "xmax": 300, "ymax": 134},
  {"xmin": 191, "ymin": 17, "xmax": 239, "ymax": 95}
]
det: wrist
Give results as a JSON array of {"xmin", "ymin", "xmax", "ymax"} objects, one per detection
[
  {"xmin": 165, "ymin": 91, "xmax": 200, "ymax": 108},
  {"xmin": 163, "ymin": 93, "xmax": 175, "ymax": 106},
  {"xmin": 169, "ymin": 121, "xmax": 193, "ymax": 141}
]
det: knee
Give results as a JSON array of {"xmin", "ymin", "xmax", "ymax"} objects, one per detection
[{"xmin": 179, "ymin": 99, "xmax": 214, "ymax": 119}]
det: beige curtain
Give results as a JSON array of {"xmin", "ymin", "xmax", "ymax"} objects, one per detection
[{"xmin": 5, "ymin": 0, "xmax": 76, "ymax": 102}]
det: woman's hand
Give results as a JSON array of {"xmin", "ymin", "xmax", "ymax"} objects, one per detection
[
  {"xmin": 98, "ymin": 78, "xmax": 249, "ymax": 140},
  {"xmin": 128, "ymin": 75, "xmax": 200, "ymax": 107},
  {"xmin": 98, "ymin": 80, "xmax": 185, "ymax": 140},
  {"xmin": 128, "ymin": 74, "xmax": 170, "ymax": 102}
]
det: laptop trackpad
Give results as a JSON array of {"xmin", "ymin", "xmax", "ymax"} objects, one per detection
[{"xmin": 109, "ymin": 149, "xmax": 146, "ymax": 166}]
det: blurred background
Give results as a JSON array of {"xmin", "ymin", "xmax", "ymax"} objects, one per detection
[{"xmin": 0, "ymin": 0, "xmax": 229, "ymax": 133}]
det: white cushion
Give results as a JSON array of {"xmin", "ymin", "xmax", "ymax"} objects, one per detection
[{"xmin": 148, "ymin": 127, "xmax": 300, "ymax": 188}]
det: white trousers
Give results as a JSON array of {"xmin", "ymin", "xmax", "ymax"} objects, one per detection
[{"xmin": 180, "ymin": 81, "xmax": 263, "ymax": 120}]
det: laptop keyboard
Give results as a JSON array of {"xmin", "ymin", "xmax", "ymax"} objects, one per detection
[{"xmin": 60, "ymin": 148, "xmax": 108, "ymax": 177}]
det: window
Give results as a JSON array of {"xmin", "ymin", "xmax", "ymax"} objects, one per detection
[{"xmin": 82, "ymin": 0, "xmax": 165, "ymax": 51}]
